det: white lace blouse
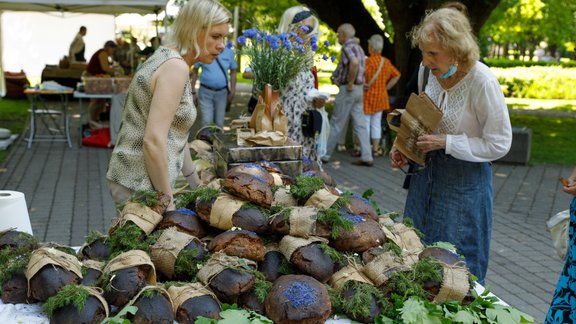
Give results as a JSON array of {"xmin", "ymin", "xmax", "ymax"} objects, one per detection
[{"xmin": 418, "ymin": 62, "xmax": 512, "ymax": 162}]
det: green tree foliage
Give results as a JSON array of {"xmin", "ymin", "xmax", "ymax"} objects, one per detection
[{"xmin": 481, "ymin": 0, "xmax": 576, "ymax": 59}]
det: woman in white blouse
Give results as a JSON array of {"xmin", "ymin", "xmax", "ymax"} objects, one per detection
[{"xmin": 389, "ymin": 5, "xmax": 512, "ymax": 285}]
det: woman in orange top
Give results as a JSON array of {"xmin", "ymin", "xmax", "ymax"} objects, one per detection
[{"xmin": 363, "ymin": 34, "xmax": 400, "ymax": 156}]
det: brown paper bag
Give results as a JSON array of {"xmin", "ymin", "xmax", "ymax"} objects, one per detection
[
  {"xmin": 250, "ymin": 84, "xmax": 286, "ymax": 134},
  {"xmin": 387, "ymin": 92, "xmax": 443, "ymax": 165}
]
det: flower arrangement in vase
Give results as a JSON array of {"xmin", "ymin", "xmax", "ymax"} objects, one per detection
[{"xmin": 238, "ymin": 27, "xmax": 331, "ymax": 94}]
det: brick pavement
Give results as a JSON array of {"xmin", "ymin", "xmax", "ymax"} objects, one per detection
[{"xmin": 0, "ymin": 84, "xmax": 571, "ymax": 323}]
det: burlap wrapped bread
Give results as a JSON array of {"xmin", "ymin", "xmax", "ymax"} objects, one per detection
[
  {"xmin": 150, "ymin": 227, "xmax": 206, "ymax": 280},
  {"xmin": 101, "ymin": 250, "xmax": 156, "ymax": 307},
  {"xmin": 258, "ymin": 244, "xmax": 287, "ymax": 282},
  {"xmin": 79, "ymin": 232, "xmax": 110, "ymax": 261},
  {"xmin": 26, "ymin": 247, "xmax": 82, "ymax": 302},
  {"xmin": 265, "ymin": 274, "xmax": 332, "ymax": 324},
  {"xmin": 269, "ymin": 206, "xmax": 331, "ymax": 238},
  {"xmin": 381, "ymin": 222, "xmax": 424, "ymax": 266},
  {"xmin": 279, "ymin": 235, "xmax": 335, "ymax": 283},
  {"xmin": 207, "ymin": 229, "xmax": 265, "ymax": 261},
  {"xmin": 124, "ymin": 285, "xmax": 174, "ymax": 323},
  {"xmin": 167, "ymin": 283, "xmax": 221, "ymax": 322},
  {"xmin": 196, "ymin": 252, "xmax": 257, "ymax": 304},
  {"xmin": 48, "ymin": 286, "xmax": 109, "ymax": 323},
  {"xmin": 81, "ymin": 260, "xmax": 105, "ymax": 286}
]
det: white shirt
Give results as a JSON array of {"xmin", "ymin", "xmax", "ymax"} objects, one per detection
[
  {"xmin": 68, "ymin": 33, "xmax": 85, "ymax": 61},
  {"xmin": 418, "ymin": 62, "xmax": 512, "ymax": 162}
]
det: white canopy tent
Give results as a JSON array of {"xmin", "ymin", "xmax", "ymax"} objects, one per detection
[{"xmin": 0, "ymin": 0, "xmax": 169, "ymax": 97}]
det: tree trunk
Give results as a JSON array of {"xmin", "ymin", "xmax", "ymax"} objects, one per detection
[{"xmin": 300, "ymin": 0, "xmax": 502, "ymax": 93}]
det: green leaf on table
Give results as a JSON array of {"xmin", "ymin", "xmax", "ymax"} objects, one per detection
[
  {"xmin": 452, "ymin": 309, "xmax": 482, "ymax": 323},
  {"xmin": 196, "ymin": 308, "xmax": 273, "ymax": 324},
  {"xmin": 486, "ymin": 305, "xmax": 534, "ymax": 324},
  {"xmin": 400, "ymin": 298, "xmax": 442, "ymax": 324}
]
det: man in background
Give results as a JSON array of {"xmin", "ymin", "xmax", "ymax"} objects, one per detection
[
  {"xmin": 190, "ymin": 45, "xmax": 237, "ymax": 128},
  {"xmin": 69, "ymin": 26, "xmax": 87, "ymax": 62},
  {"xmin": 321, "ymin": 23, "xmax": 372, "ymax": 166}
]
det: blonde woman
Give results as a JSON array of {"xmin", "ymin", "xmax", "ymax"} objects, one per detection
[
  {"xmin": 107, "ymin": 0, "xmax": 230, "ymax": 211},
  {"xmin": 277, "ymin": 6, "xmax": 326, "ymax": 163}
]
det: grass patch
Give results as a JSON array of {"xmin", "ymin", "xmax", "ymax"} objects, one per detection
[
  {"xmin": 0, "ymin": 98, "xmax": 29, "ymax": 164},
  {"xmin": 510, "ymin": 114, "xmax": 576, "ymax": 165}
]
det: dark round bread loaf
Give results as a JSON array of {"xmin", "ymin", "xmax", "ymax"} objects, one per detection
[
  {"xmin": 102, "ymin": 266, "xmax": 149, "ymax": 307},
  {"xmin": 265, "ymin": 274, "xmax": 331, "ymax": 324},
  {"xmin": 159, "ymin": 208, "xmax": 209, "ymax": 238},
  {"xmin": 341, "ymin": 283, "xmax": 383, "ymax": 323},
  {"xmin": 347, "ymin": 193, "xmax": 379, "ymax": 221},
  {"xmin": 127, "ymin": 292, "xmax": 174, "ymax": 324},
  {"xmin": 195, "ymin": 196, "xmax": 217, "ymax": 224},
  {"xmin": 238, "ymin": 289, "xmax": 265, "ymax": 314},
  {"xmin": 0, "ymin": 230, "xmax": 38, "ymax": 251},
  {"xmin": 207, "ymin": 230, "xmax": 265, "ymax": 261},
  {"xmin": 29, "ymin": 266, "xmax": 80, "ymax": 302},
  {"xmin": 290, "ymin": 243, "xmax": 335, "ymax": 283},
  {"xmin": 51, "ymin": 295, "xmax": 107, "ymax": 324},
  {"xmin": 227, "ymin": 164, "xmax": 274, "ymax": 187},
  {"xmin": 223, "ymin": 172, "xmax": 273, "ymax": 208},
  {"xmin": 259, "ymin": 250, "xmax": 286, "ymax": 282},
  {"xmin": 232, "ymin": 205, "xmax": 270, "ymax": 234},
  {"xmin": 80, "ymin": 238, "xmax": 110, "ymax": 261},
  {"xmin": 176, "ymin": 295, "xmax": 221, "ymax": 323},
  {"xmin": 1, "ymin": 271, "xmax": 30, "ymax": 304},
  {"xmin": 208, "ymin": 268, "xmax": 255, "ymax": 304},
  {"xmin": 330, "ymin": 212, "xmax": 385, "ymax": 253},
  {"xmin": 81, "ymin": 268, "xmax": 102, "ymax": 286}
]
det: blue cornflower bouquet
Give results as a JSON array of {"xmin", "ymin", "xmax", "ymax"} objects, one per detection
[{"xmin": 238, "ymin": 27, "xmax": 330, "ymax": 93}]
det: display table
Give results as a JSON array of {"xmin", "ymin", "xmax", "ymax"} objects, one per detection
[
  {"xmin": 74, "ymin": 91, "xmax": 121, "ymax": 146},
  {"xmin": 41, "ymin": 66, "xmax": 85, "ymax": 89},
  {"xmin": 23, "ymin": 88, "xmax": 74, "ymax": 149}
]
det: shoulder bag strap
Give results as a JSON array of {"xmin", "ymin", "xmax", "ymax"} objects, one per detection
[
  {"xmin": 215, "ymin": 57, "xmax": 230, "ymax": 92},
  {"xmin": 366, "ymin": 56, "xmax": 385, "ymax": 87},
  {"xmin": 420, "ymin": 65, "xmax": 430, "ymax": 94}
]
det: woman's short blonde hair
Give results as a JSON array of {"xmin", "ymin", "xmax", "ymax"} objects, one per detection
[
  {"xmin": 165, "ymin": 0, "xmax": 230, "ymax": 58},
  {"xmin": 410, "ymin": 7, "xmax": 479, "ymax": 66},
  {"xmin": 277, "ymin": 5, "xmax": 320, "ymax": 37}
]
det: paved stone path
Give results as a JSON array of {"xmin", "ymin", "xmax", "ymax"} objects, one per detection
[{"xmin": 0, "ymin": 84, "xmax": 572, "ymax": 323}]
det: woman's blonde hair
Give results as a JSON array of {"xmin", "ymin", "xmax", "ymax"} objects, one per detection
[
  {"xmin": 165, "ymin": 0, "xmax": 230, "ymax": 58},
  {"xmin": 410, "ymin": 7, "xmax": 479, "ymax": 66},
  {"xmin": 277, "ymin": 5, "xmax": 320, "ymax": 37}
]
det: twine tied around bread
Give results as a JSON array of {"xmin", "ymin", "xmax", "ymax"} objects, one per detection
[
  {"xmin": 26, "ymin": 247, "xmax": 84, "ymax": 295},
  {"xmin": 278, "ymin": 235, "xmax": 328, "ymax": 261},
  {"xmin": 196, "ymin": 251, "xmax": 257, "ymax": 285},
  {"xmin": 329, "ymin": 261, "xmax": 374, "ymax": 291},
  {"xmin": 304, "ymin": 188, "xmax": 339, "ymax": 209},
  {"xmin": 150, "ymin": 227, "xmax": 198, "ymax": 279},
  {"xmin": 167, "ymin": 283, "xmax": 220, "ymax": 314},
  {"xmin": 109, "ymin": 202, "xmax": 163, "ymax": 235},
  {"xmin": 124, "ymin": 285, "xmax": 174, "ymax": 313},
  {"xmin": 432, "ymin": 261, "xmax": 470, "ymax": 304},
  {"xmin": 83, "ymin": 286, "xmax": 110, "ymax": 317},
  {"xmin": 288, "ymin": 206, "xmax": 318, "ymax": 238},
  {"xmin": 362, "ymin": 251, "xmax": 411, "ymax": 287},
  {"xmin": 272, "ymin": 187, "xmax": 298, "ymax": 207},
  {"xmin": 103, "ymin": 250, "xmax": 157, "ymax": 284}
]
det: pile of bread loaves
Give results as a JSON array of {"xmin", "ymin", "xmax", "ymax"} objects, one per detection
[{"xmin": 0, "ymin": 133, "xmax": 476, "ymax": 323}]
